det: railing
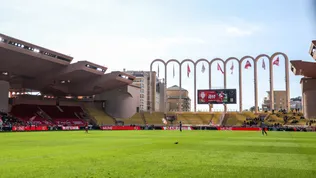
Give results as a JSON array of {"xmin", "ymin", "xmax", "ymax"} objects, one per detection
[
  {"xmin": 80, "ymin": 107, "xmax": 98, "ymax": 125},
  {"xmin": 37, "ymin": 107, "xmax": 53, "ymax": 121}
]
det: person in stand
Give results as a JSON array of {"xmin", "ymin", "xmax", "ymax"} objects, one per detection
[
  {"xmin": 85, "ymin": 122, "xmax": 89, "ymax": 133},
  {"xmin": 261, "ymin": 121, "xmax": 267, "ymax": 136},
  {"xmin": 179, "ymin": 121, "xmax": 182, "ymax": 132}
]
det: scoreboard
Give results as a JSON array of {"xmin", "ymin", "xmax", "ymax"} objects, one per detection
[{"xmin": 197, "ymin": 89, "xmax": 237, "ymax": 104}]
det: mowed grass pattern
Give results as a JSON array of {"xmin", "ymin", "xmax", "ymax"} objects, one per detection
[{"xmin": 0, "ymin": 131, "xmax": 316, "ymax": 178}]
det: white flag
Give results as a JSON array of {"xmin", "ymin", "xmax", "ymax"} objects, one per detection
[{"xmin": 201, "ymin": 63, "xmax": 206, "ymax": 73}]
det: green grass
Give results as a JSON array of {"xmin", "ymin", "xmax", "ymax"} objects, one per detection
[{"xmin": 1, "ymin": 131, "xmax": 316, "ymax": 178}]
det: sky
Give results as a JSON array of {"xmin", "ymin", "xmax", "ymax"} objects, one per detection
[{"xmin": 0, "ymin": 0, "xmax": 315, "ymax": 111}]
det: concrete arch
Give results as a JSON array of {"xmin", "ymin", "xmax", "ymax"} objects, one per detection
[
  {"xmin": 210, "ymin": 58, "xmax": 225, "ymax": 65},
  {"xmin": 269, "ymin": 52, "xmax": 290, "ymax": 111},
  {"xmin": 225, "ymin": 57, "xmax": 239, "ymax": 65},
  {"xmin": 148, "ymin": 52, "xmax": 289, "ymax": 114},
  {"xmin": 209, "ymin": 58, "xmax": 225, "ymax": 88},
  {"xmin": 180, "ymin": 59, "xmax": 195, "ymax": 65},
  {"xmin": 166, "ymin": 59, "xmax": 181, "ymax": 65},
  {"xmin": 255, "ymin": 54, "xmax": 270, "ymax": 62},
  {"xmin": 238, "ymin": 55, "xmax": 257, "ymax": 112},
  {"xmin": 240, "ymin": 56, "xmax": 255, "ymax": 63},
  {"xmin": 194, "ymin": 58, "xmax": 210, "ymax": 112},
  {"xmin": 149, "ymin": 59, "xmax": 166, "ymax": 114},
  {"xmin": 166, "ymin": 59, "xmax": 181, "ymax": 111},
  {"xmin": 150, "ymin": 59, "xmax": 166, "ymax": 68},
  {"xmin": 195, "ymin": 58, "xmax": 209, "ymax": 65}
]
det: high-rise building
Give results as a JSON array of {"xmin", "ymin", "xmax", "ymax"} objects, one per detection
[{"xmin": 124, "ymin": 70, "xmax": 164, "ymax": 112}]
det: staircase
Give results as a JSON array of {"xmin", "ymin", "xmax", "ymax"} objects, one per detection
[
  {"xmin": 37, "ymin": 107, "xmax": 53, "ymax": 122},
  {"xmin": 80, "ymin": 107, "xmax": 98, "ymax": 126}
]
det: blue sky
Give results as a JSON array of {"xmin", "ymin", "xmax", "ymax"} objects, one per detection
[{"xmin": 0, "ymin": 0, "xmax": 315, "ymax": 111}]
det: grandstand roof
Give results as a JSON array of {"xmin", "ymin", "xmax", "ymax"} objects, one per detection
[
  {"xmin": 0, "ymin": 33, "xmax": 135, "ymax": 96},
  {"xmin": 290, "ymin": 60, "xmax": 316, "ymax": 78}
]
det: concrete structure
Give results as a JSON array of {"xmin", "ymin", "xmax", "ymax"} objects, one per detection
[
  {"xmin": 0, "ymin": 33, "xmax": 136, "ymax": 117},
  {"xmin": 290, "ymin": 40, "xmax": 316, "ymax": 118},
  {"xmin": 150, "ymin": 52, "xmax": 290, "ymax": 113},
  {"xmin": 262, "ymin": 90, "xmax": 287, "ymax": 111},
  {"xmin": 94, "ymin": 85, "xmax": 140, "ymax": 118},
  {"xmin": 167, "ymin": 85, "xmax": 191, "ymax": 111},
  {"xmin": 290, "ymin": 96, "xmax": 302, "ymax": 110},
  {"xmin": 124, "ymin": 71, "xmax": 164, "ymax": 112}
]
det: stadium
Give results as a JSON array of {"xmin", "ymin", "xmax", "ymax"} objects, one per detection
[{"xmin": 1, "ymin": 32, "xmax": 316, "ymax": 177}]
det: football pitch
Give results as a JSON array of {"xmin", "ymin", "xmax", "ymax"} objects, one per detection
[{"xmin": 0, "ymin": 131, "xmax": 316, "ymax": 178}]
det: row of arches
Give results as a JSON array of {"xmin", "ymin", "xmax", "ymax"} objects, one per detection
[{"xmin": 149, "ymin": 52, "xmax": 290, "ymax": 113}]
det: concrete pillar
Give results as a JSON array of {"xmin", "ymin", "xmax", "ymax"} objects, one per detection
[
  {"xmin": 224, "ymin": 64, "xmax": 227, "ymax": 113},
  {"xmin": 269, "ymin": 59, "xmax": 274, "ymax": 110},
  {"xmin": 0, "ymin": 81, "xmax": 9, "ymax": 113},
  {"xmin": 285, "ymin": 58, "xmax": 290, "ymax": 111},
  {"xmin": 164, "ymin": 65, "xmax": 167, "ymax": 114},
  {"xmin": 149, "ymin": 67, "xmax": 152, "ymax": 114},
  {"xmin": 239, "ymin": 63, "xmax": 243, "ymax": 112},
  {"xmin": 209, "ymin": 63, "xmax": 212, "ymax": 112},
  {"xmin": 194, "ymin": 64, "xmax": 197, "ymax": 112},
  {"xmin": 301, "ymin": 78, "xmax": 316, "ymax": 118},
  {"xmin": 254, "ymin": 61, "xmax": 258, "ymax": 113},
  {"xmin": 178, "ymin": 65, "xmax": 182, "ymax": 112}
]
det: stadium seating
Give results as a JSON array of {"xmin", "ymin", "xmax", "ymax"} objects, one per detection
[
  {"xmin": 196, "ymin": 112, "xmax": 222, "ymax": 125},
  {"xmin": 10, "ymin": 104, "xmax": 52, "ymax": 126},
  {"xmin": 84, "ymin": 104, "xmax": 116, "ymax": 125},
  {"xmin": 0, "ymin": 111, "xmax": 24, "ymax": 126},
  {"xmin": 144, "ymin": 112, "xmax": 165, "ymax": 125},
  {"xmin": 224, "ymin": 112, "xmax": 246, "ymax": 126},
  {"xmin": 117, "ymin": 113, "xmax": 146, "ymax": 125},
  {"xmin": 10, "ymin": 104, "xmax": 86, "ymax": 126},
  {"xmin": 39, "ymin": 105, "xmax": 85, "ymax": 126}
]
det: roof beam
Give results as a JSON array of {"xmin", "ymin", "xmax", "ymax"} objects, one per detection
[{"xmin": 309, "ymin": 40, "xmax": 316, "ymax": 60}]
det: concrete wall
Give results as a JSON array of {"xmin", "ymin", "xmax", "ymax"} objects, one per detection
[
  {"xmin": 0, "ymin": 81, "xmax": 9, "ymax": 112},
  {"xmin": 95, "ymin": 85, "xmax": 140, "ymax": 118},
  {"xmin": 12, "ymin": 96, "xmax": 84, "ymax": 106},
  {"xmin": 301, "ymin": 78, "xmax": 316, "ymax": 118}
]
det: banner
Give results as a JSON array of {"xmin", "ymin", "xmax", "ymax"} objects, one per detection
[
  {"xmin": 216, "ymin": 127, "xmax": 260, "ymax": 131},
  {"xmin": 161, "ymin": 126, "xmax": 194, "ymax": 130},
  {"xmin": 100, "ymin": 126, "xmax": 141, "ymax": 130},
  {"xmin": 12, "ymin": 126, "xmax": 48, "ymax": 131},
  {"xmin": 197, "ymin": 89, "xmax": 237, "ymax": 104},
  {"xmin": 61, "ymin": 126, "xmax": 80, "ymax": 130}
]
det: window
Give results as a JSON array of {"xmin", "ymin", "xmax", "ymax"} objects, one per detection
[{"xmin": 140, "ymin": 89, "xmax": 144, "ymax": 93}]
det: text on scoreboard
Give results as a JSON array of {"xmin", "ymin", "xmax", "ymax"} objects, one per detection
[{"xmin": 197, "ymin": 89, "xmax": 237, "ymax": 104}]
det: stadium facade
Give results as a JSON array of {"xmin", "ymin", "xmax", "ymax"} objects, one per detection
[
  {"xmin": 0, "ymin": 33, "xmax": 139, "ymax": 119},
  {"xmin": 290, "ymin": 40, "xmax": 316, "ymax": 119},
  {"xmin": 150, "ymin": 53, "xmax": 290, "ymax": 114}
]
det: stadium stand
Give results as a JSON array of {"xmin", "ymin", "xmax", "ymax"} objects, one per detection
[
  {"xmin": 38, "ymin": 105, "xmax": 85, "ymax": 126},
  {"xmin": 196, "ymin": 112, "xmax": 222, "ymax": 125},
  {"xmin": 84, "ymin": 103, "xmax": 116, "ymax": 125},
  {"xmin": 0, "ymin": 111, "xmax": 23, "ymax": 126},
  {"xmin": 10, "ymin": 104, "xmax": 53, "ymax": 126},
  {"xmin": 144, "ymin": 112, "xmax": 165, "ymax": 125},
  {"xmin": 117, "ymin": 113, "xmax": 146, "ymax": 125}
]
